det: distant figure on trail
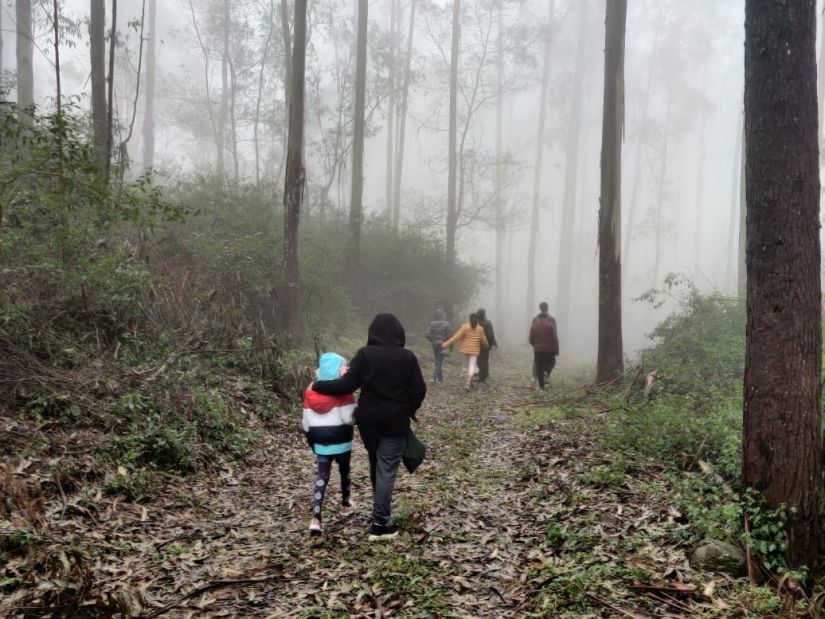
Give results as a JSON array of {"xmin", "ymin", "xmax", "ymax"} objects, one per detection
[
  {"xmin": 425, "ymin": 308, "xmax": 452, "ymax": 383},
  {"xmin": 530, "ymin": 304, "xmax": 560, "ymax": 390},
  {"xmin": 312, "ymin": 314, "xmax": 427, "ymax": 541},
  {"xmin": 302, "ymin": 353, "xmax": 357, "ymax": 535},
  {"xmin": 475, "ymin": 308, "xmax": 497, "ymax": 384},
  {"xmin": 442, "ymin": 313, "xmax": 489, "ymax": 391}
]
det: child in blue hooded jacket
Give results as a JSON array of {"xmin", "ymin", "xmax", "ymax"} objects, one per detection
[{"xmin": 302, "ymin": 352, "xmax": 357, "ymax": 534}]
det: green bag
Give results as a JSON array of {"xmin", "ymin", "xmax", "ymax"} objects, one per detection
[{"xmin": 403, "ymin": 429, "xmax": 427, "ymax": 474}]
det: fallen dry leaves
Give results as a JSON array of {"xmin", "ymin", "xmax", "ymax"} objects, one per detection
[{"xmin": 0, "ymin": 357, "xmax": 786, "ymax": 617}]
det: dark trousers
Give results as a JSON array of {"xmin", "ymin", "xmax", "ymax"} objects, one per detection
[
  {"xmin": 534, "ymin": 351, "xmax": 556, "ymax": 389},
  {"xmin": 432, "ymin": 344, "xmax": 445, "ymax": 381},
  {"xmin": 477, "ymin": 348, "xmax": 490, "ymax": 382},
  {"xmin": 312, "ymin": 452, "xmax": 352, "ymax": 519},
  {"xmin": 359, "ymin": 427, "xmax": 407, "ymax": 526}
]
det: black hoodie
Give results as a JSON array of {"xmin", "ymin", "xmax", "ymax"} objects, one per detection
[{"xmin": 312, "ymin": 314, "xmax": 427, "ymax": 433}]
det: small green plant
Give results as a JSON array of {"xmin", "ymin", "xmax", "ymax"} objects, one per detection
[
  {"xmin": 580, "ymin": 463, "xmax": 626, "ymax": 488},
  {"xmin": 742, "ymin": 488, "xmax": 789, "ymax": 574},
  {"xmin": 103, "ymin": 465, "xmax": 154, "ymax": 500},
  {"xmin": 0, "ymin": 529, "xmax": 41, "ymax": 556}
]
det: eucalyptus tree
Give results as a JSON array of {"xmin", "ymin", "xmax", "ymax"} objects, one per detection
[
  {"xmin": 742, "ymin": 0, "xmax": 822, "ymax": 569},
  {"xmin": 16, "ymin": 0, "xmax": 34, "ymax": 124},
  {"xmin": 283, "ymin": 0, "xmax": 307, "ymax": 339},
  {"xmin": 596, "ymin": 0, "xmax": 627, "ymax": 384}
]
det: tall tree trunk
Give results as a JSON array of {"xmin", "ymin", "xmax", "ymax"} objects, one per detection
[
  {"xmin": 446, "ymin": 0, "xmax": 460, "ymax": 273},
  {"xmin": 725, "ymin": 116, "xmax": 743, "ymax": 293},
  {"xmin": 280, "ymin": 0, "xmax": 291, "ymax": 165},
  {"xmin": 737, "ymin": 134, "xmax": 746, "ymax": 297},
  {"xmin": 555, "ymin": 0, "xmax": 588, "ymax": 335},
  {"xmin": 392, "ymin": 0, "xmax": 416, "ymax": 232},
  {"xmin": 142, "ymin": 0, "xmax": 156, "ymax": 171},
  {"xmin": 494, "ymin": 0, "xmax": 505, "ymax": 332},
  {"xmin": 527, "ymin": 0, "xmax": 553, "ymax": 318},
  {"xmin": 385, "ymin": 0, "xmax": 397, "ymax": 219},
  {"xmin": 52, "ymin": 0, "xmax": 61, "ymax": 117},
  {"xmin": 254, "ymin": 5, "xmax": 275, "ymax": 189},
  {"xmin": 117, "ymin": 0, "xmax": 146, "ymax": 178},
  {"xmin": 91, "ymin": 0, "xmax": 107, "ymax": 165},
  {"xmin": 283, "ymin": 0, "xmax": 307, "ymax": 341},
  {"xmin": 345, "ymin": 0, "xmax": 368, "ymax": 280},
  {"xmin": 16, "ymin": 0, "xmax": 34, "ymax": 124},
  {"xmin": 217, "ymin": 0, "xmax": 229, "ymax": 178},
  {"xmin": 651, "ymin": 98, "xmax": 671, "ymax": 289},
  {"xmin": 104, "ymin": 0, "xmax": 117, "ymax": 183},
  {"xmin": 229, "ymin": 59, "xmax": 239, "ymax": 183},
  {"xmin": 819, "ymin": 0, "xmax": 825, "ymax": 146},
  {"xmin": 596, "ymin": 0, "xmax": 626, "ymax": 384},
  {"xmin": 743, "ymin": 0, "xmax": 822, "ymax": 569}
]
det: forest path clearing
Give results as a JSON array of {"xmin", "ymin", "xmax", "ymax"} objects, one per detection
[
  {"xmin": 131, "ymin": 362, "xmax": 556, "ymax": 618},
  {"xmin": 6, "ymin": 357, "xmax": 740, "ymax": 618}
]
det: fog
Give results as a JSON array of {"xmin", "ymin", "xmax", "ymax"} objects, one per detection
[{"xmin": 3, "ymin": 0, "xmax": 751, "ymax": 361}]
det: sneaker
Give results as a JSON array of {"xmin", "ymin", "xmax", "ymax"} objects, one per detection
[
  {"xmin": 308, "ymin": 518, "xmax": 323, "ymax": 535},
  {"xmin": 340, "ymin": 499, "xmax": 357, "ymax": 516},
  {"xmin": 368, "ymin": 523, "xmax": 399, "ymax": 541}
]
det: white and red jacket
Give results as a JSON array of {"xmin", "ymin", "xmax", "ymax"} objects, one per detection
[{"xmin": 301, "ymin": 389, "xmax": 356, "ymax": 455}]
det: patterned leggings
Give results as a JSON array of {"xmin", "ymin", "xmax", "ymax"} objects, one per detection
[{"xmin": 312, "ymin": 452, "xmax": 352, "ymax": 519}]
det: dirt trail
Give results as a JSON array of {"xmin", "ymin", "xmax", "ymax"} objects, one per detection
[
  {"xmin": 6, "ymin": 357, "xmax": 736, "ymax": 618},
  {"xmin": 109, "ymin": 360, "xmax": 551, "ymax": 618}
]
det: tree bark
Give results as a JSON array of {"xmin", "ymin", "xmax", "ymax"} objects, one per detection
[
  {"xmin": 52, "ymin": 0, "xmax": 61, "ymax": 117},
  {"xmin": 217, "ymin": 0, "xmax": 230, "ymax": 180},
  {"xmin": 737, "ymin": 132, "xmax": 746, "ymax": 298},
  {"xmin": 527, "ymin": 0, "xmax": 553, "ymax": 319},
  {"xmin": 392, "ymin": 0, "xmax": 416, "ymax": 232},
  {"xmin": 446, "ymin": 0, "xmax": 461, "ymax": 271},
  {"xmin": 743, "ymin": 0, "xmax": 822, "ymax": 569},
  {"xmin": 596, "ymin": 0, "xmax": 626, "ymax": 384},
  {"xmin": 819, "ymin": 0, "xmax": 825, "ymax": 146},
  {"xmin": 104, "ymin": 0, "xmax": 117, "ymax": 183},
  {"xmin": 229, "ymin": 57, "xmax": 239, "ymax": 183},
  {"xmin": 494, "ymin": 0, "xmax": 505, "ymax": 333},
  {"xmin": 280, "ymin": 0, "xmax": 291, "ymax": 165},
  {"xmin": 345, "ymin": 0, "xmax": 368, "ymax": 280},
  {"xmin": 142, "ymin": 0, "xmax": 156, "ymax": 171},
  {"xmin": 283, "ymin": 0, "xmax": 307, "ymax": 341},
  {"xmin": 91, "ymin": 0, "xmax": 107, "ymax": 166},
  {"xmin": 16, "ymin": 0, "xmax": 34, "ymax": 124},
  {"xmin": 385, "ymin": 0, "xmax": 397, "ymax": 220},
  {"xmin": 555, "ymin": 0, "xmax": 588, "ymax": 336}
]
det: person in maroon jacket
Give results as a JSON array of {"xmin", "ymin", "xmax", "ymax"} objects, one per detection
[{"xmin": 529, "ymin": 305, "xmax": 559, "ymax": 390}]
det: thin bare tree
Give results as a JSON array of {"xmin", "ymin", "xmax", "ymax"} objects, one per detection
[
  {"xmin": 283, "ymin": 0, "xmax": 307, "ymax": 339},
  {"xmin": 596, "ymin": 0, "xmax": 626, "ymax": 384}
]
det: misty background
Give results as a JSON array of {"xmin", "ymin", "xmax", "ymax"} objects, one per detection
[{"xmin": 0, "ymin": 0, "xmax": 750, "ymax": 359}]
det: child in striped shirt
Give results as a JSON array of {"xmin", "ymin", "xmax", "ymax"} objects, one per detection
[{"xmin": 302, "ymin": 353, "xmax": 357, "ymax": 534}]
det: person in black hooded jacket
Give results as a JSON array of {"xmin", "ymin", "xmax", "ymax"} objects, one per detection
[{"xmin": 312, "ymin": 313, "xmax": 427, "ymax": 540}]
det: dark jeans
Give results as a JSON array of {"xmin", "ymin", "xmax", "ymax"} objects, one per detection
[
  {"xmin": 477, "ymin": 348, "xmax": 490, "ymax": 382},
  {"xmin": 312, "ymin": 451, "xmax": 352, "ymax": 519},
  {"xmin": 432, "ymin": 344, "xmax": 446, "ymax": 381},
  {"xmin": 359, "ymin": 427, "xmax": 407, "ymax": 526},
  {"xmin": 534, "ymin": 351, "xmax": 556, "ymax": 389}
]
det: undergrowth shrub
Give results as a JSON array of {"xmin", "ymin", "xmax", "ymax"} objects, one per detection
[{"xmin": 603, "ymin": 276, "xmax": 745, "ymax": 478}]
